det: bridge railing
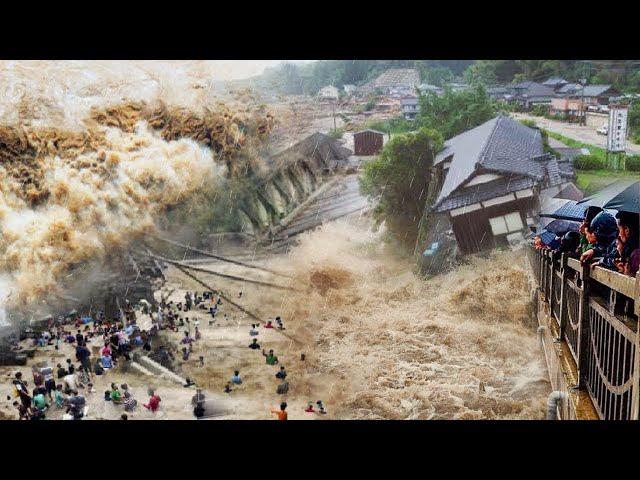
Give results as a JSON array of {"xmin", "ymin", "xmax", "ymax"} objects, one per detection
[{"xmin": 529, "ymin": 246, "xmax": 640, "ymax": 420}]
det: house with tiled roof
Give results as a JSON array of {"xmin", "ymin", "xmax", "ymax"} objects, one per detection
[
  {"xmin": 428, "ymin": 115, "xmax": 566, "ymax": 254},
  {"xmin": 551, "ymin": 84, "xmax": 618, "ymax": 116},
  {"xmin": 542, "ymin": 77, "xmax": 569, "ymax": 91},
  {"xmin": 507, "ymin": 81, "xmax": 556, "ymax": 109}
]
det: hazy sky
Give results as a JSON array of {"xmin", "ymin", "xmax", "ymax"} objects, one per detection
[{"xmin": 210, "ymin": 60, "xmax": 313, "ymax": 80}]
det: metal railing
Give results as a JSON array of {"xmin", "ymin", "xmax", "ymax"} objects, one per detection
[{"xmin": 529, "ymin": 246, "xmax": 640, "ymax": 420}]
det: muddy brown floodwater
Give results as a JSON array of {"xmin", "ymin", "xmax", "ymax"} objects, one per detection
[{"xmin": 167, "ymin": 218, "xmax": 550, "ymax": 420}]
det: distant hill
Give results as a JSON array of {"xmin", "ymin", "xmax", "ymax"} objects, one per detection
[
  {"xmin": 225, "ymin": 60, "xmax": 640, "ymax": 97},
  {"xmin": 225, "ymin": 60, "xmax": 474, "ymax": 96}
]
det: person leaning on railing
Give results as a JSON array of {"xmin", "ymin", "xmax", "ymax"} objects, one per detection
[
  {"xmin": 558, "ymin": 231, "xmax": 581, "ymax": 259},
  {"xmin": 580, "ymin": 211, "xmax": 618, "ymax": 270},
  {"xmin": 579, "ymin": 206, "xmax": 602, "ymax": 255},
  {"xmin": 614, "ymin": 211, "xmax": 640, "ymax": 277}
]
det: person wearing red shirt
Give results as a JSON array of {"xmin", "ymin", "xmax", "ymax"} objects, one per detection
[{"xmin": 143, "ymin": 390, "xmax": 161, "ymax": 412}]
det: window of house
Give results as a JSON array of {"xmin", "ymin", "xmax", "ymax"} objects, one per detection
[{"xmin": 489, "ymin": 212, "xmax": 524, "ymax": 236}]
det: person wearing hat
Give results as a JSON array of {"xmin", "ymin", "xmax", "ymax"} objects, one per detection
[
  {"xmin": 580, "ymin": 211, "xmax": 619, "ymax": 268},
  {"xmin": 579, "ymin": 206, "xmax": 602, "ymax": 254}
]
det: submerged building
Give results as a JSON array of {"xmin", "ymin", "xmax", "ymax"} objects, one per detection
[{"xmin": 429, "ymin": 115, "xmax": 569, "ymax": 255}]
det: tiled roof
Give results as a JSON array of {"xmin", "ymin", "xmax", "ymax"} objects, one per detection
[
  {"xmin": 555, "ymin": 182, "xmax": 584, "ymax": 201},
  {"xmin": 557, "ymin": 83, "xmax": 581, "ymax": 95},
  {"xmin": 557, "ymin": 159, "xmax": 575, "ymax": 179},
  {"xmin": 354, "ymin": 129, "xmax": 386, "ymax": 136},
  {"xmin": 434, "ymin": 116, "xmax": 544, "ymax": 208},
  {"xmin": 573, "ymin": 84, "xmax": 613, "ymax": 97},
  {"xmin": 545, "ymin": 157, "xmax": 562, "ymax": 186},
  {"xmin": 512, "ymin": 81, "xmax": 555, "ymax": 98},
  {"xmin": 543, "ymin": 77, "xmax": 568, "ymax": 86},
  {"xmin": 434, "ymin": 175, "xmax": 536, "ymax": 212}
]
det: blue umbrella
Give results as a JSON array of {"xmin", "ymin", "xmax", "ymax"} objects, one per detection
[
  {"xmin": 541, "ymin": 218, "xmax": 581, "ymax": 235},
  {"xmin": 539, "ymin": 200, "xmax": 589, "ymax": 221},
  {"xmin": 531, "ymin": 230, "xmax": 557, "ymax": 245}
]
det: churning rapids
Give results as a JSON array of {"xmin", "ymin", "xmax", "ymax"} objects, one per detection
[{"xmin": 244, "ymin": 221, "xmax": 550, "ymax": 419}]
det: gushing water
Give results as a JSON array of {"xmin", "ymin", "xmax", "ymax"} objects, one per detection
[{"xmin": 264, "ymin": 220, "xmax": 550, "ymax": 419}]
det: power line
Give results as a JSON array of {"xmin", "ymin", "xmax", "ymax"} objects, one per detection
[{"xmin": 144, "ymin": 249, "xmax": 300, "ymax": 292}]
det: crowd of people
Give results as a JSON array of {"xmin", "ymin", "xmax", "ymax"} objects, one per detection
[
  {"xmin": 167, "ymin": 289, "xmax": 329, "ymax": 420},
  {"xmin": 8, "ymin": 301, "xmax": 167, "ymax": 420},
  {"xmin": 534, "ymin": 206, "xmax": 639, "ymax": 278},
  {"xmin": 9, "ymin": 286, "xmax": 329, "ymax": 420}
]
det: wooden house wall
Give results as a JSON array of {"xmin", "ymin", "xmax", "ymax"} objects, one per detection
[
  {"xmin": 354, "ymin": 131, "xmax": 384, "ymax": 156},
  {"xmin": 449, "ymin": 196, "xmax": 538, "ymax": 254}
]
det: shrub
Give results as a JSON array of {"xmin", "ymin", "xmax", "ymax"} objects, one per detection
[
  {"xmin": 573, "ymin": 154, "xmax": 605, "ymax": 170},
  {"xmin": 530, "ymin": 104, "xmax": 549, "ymax": 117},
  {"xmin": 328, "ymin": 127, "xmax": 344, "ymax": 140},
  {"xmin": 626, "ymin": 155, "xmax": 640, "ymax": 172},
  {"xmin": 519, "ymin": 119, "xmax": 537, "ymax": 129}
]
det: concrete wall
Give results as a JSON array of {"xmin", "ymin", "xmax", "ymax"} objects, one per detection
[{"xmin": 586, "ymin": 112, "xmax": 608, "ymax": 128}]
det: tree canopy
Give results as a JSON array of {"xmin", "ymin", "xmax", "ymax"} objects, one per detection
[
  {"xmin": 360, "ymin": 128, "xmax": 443, "ymax": 249},
  {"xmin": 416, "ymin": 85, "xmax": 496, "ymax": 140}
]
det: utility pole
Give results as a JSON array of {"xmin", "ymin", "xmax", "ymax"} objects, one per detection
[
  {"xmin": 332, "ymin": 100, "xmax": 337, "ymax": 131},
  {"xmin": 580, "ymin": 74, "xmax": 586, "ymax": 127}
]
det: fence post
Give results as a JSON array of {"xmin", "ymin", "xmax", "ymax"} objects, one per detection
[
  {"xmin": 631, "ymin": 271, "xmax": 640, "ymax": 420},
  {"xmin": 577, "ymin": 261, "xmax": 591, "ymax": 388},
  {"xmin": 558, "ymin": 253, "xmax": 568, "ymax": 339},
  {"xmin": 546, "ymin": 250, "xmax": 552, "ymax": 302}
]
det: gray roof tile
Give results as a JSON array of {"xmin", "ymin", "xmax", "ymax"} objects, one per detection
[
  {"xmin": 435, "ymin": 175, "xmax": 536, "ymax": 212},
  {"xmin": 434, "ymin": 116, "xmax": 544, "ymax": 208}
]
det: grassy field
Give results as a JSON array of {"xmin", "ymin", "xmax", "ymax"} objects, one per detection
[
  {"xmin": 543, "ymin": 130, "xmax": 640, "ymax": 195},
  {"xmin": 575, "ymin": 169, "xmax": 640, "ymax": 196},
  {"xmin": 545, "ymin": 131, "xmax": 607, "ymax": 160}
]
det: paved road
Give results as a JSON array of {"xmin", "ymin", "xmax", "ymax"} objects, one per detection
[{"xmin": 513, "ymin": 113, "xmax": 640, "ymax": 154}]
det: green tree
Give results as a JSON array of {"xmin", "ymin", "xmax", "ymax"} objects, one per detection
[
  {"xmin": 463, "ymin": 60, "xmax": 520, "ymax": 85},
  {"xmin": 416, "ymin": 85, "xmax": 496, "ymax": 139},
  {"xmin": 420, "ymin": 66, "xmax": 454, "ymax": 87},
  {"xmin": 360, "ymin": 128, "xmax": 443, "ymax": 249},
  {"xmin": 629, "ymin": 101, "xmax": 640, "ymax": 140}
]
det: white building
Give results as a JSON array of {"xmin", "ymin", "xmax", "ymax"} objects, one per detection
[
  {"xmin": 343, "ymin": 84, "xmax": 357, "ymax": 95},
  {"xmin": 400, "ymin": 96, "xmax": 419, "ymax": 120},
  {"xmin": 318, "ymin": 85, "xmax": 339, "ymax": 101}
]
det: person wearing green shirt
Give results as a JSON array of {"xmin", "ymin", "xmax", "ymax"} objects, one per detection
[
  {"xmin": 580, "ymin": 206, "xmax": 602, "ymax": 254},
  {"xmin": 110, "ymin": 384, "xmax": 122, "ymax": 404},
  {"xmin": 262, "ymin": 349, "xmax": 279, "ymax": 366},
  {"xmin": 54, "ymin": 385, "xmax": 65, "ymax": 408},
  {"xmin": 33, "ymin": 393, "xmax": 49, "ymax": 411}
]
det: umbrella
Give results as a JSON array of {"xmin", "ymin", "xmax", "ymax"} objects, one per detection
[
  {"xmin": 535, "ymin": 230, "xmax": 557, "ymax": 245},
  {"xmin": 540, "ymin": 218, "xmax": 580, "ymax": 235},
  {"xmin": 539, "ymin": 200, "xmax": 589, "ymax": 221},
  {"xmin": 539, "ymin": 197, "xmax": 572, "ymax": 217},
  {"xmin": 577, "ymin": 179, "xmax": 640, "ymax": 214}
]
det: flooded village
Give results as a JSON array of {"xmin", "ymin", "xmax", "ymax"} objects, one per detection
[{"xmin": 1, "ymin": 60, "xmax": 638, "ymax": 421}]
